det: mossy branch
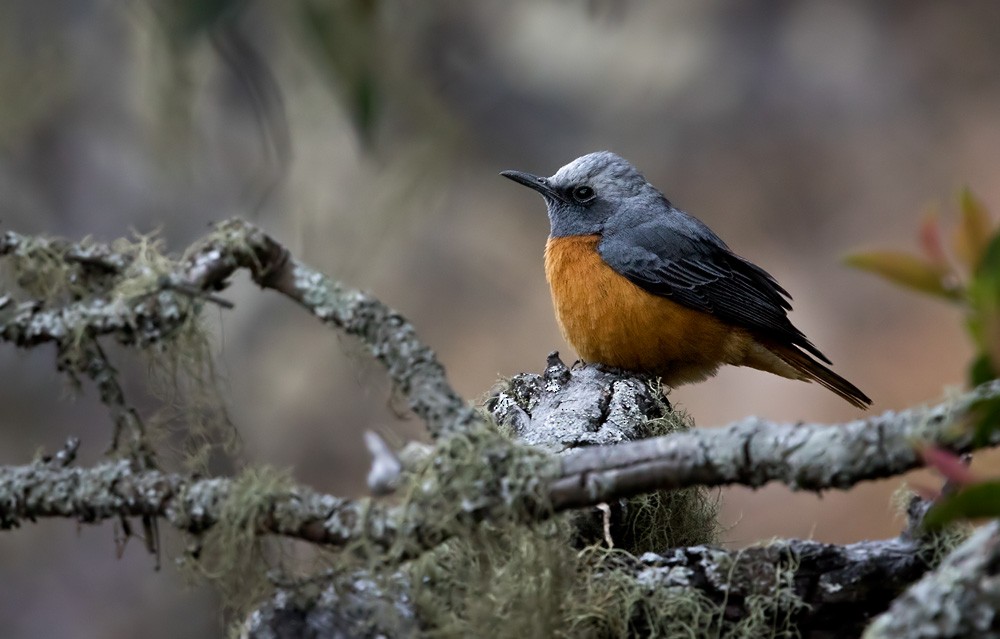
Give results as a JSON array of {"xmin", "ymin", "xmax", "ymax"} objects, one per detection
[
  {"xmin": 0, "ymin": 429, "xmax": 555, "ymax": 559},
  {"xmin": 0, "ymin": 448, "xmax": 397, "ymax": 549},
  {"xmin": 865, "ymin": 520, "xmax": 1000, "ymax": 638},
  {"xmin": 244, "ymin": 510, "xmax": 953, "ymax": 639},
  {"xmin": 1, "ymin": 220, "xmax": 478, "ymax": 440},
  {"xmin": 0, "ymin": 437, "xmax": 961, "ymax": 638}
]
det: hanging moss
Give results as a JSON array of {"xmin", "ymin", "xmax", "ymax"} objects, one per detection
[
  {"xmin": 565, "ymin": 547, "xmax": 720, "ymax": 639},
  {"xmin": 385, "ymin": 422, "xmax": 556, "ymax": 563},
  {"xmin": 724, "ymin": 547, "xmax": 808, "ymax": 639},
  {"xmin": 405, "ymin": 520, "xmax": 809, "ymax": 638},
  {"xmin": 180, "ymin": 466, "xmax": 295, "ymax": 620},
  {"xmin": 410, "ymin": 517, "xmax": 578, "ymax": 638},
  {"xmin": 141, "ymin": 302, "xmax": 238, "ymax": 473},
  {"xmin": 2, "ymin": 229, "xmax": 236, "ymax": 467},
  {"xmin": 618, "ymin": 409, "xmax": 720, "ymax": 554},
  {"xmin": 360, "ymin": 416, "xmax": 725, "ymax": 638}
]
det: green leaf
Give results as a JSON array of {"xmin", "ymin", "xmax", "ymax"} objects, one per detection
[
  {"xmin": 955, "ymin": 188, "xmax": 994, "ymax": 273},
  {"xmin": 923, "ymin": 480, "xmax": 1000, "ymax": 530},
  {"xmin": 966, "ymin": 233, "xmax": 1000, "ymax": 355},
  {"xmin": 969, "ymin": 353, "xmax": 998, "ymax": 386},
  {"xmin": 970, "ymin": 395, "xmax": 1000, "ymax": 447},
  {"xmin": 844, "ymin": 251, "xmax": 961, "ymax": 301},
  {"xmin": 298, "ymin": 0, "xmax": 382, "ymax": 143},
  {"xmin": 972, "ymin": 230, "xmax": 1000, "ymax": 281}
]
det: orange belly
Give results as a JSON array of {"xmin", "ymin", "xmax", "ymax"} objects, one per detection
[{"xmin": 544, "ymin": 235, "xmax": 756, "ymax": 385}]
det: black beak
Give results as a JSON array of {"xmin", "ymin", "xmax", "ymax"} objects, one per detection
[{"xmin": 500, "ymin": 170, "xmax": 563, "ymax": 201}]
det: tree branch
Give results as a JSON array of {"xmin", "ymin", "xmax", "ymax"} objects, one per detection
[
  {"xmin": 0, "ymin": 454, "xmax": 405, "ymax": 549},
  {"xmin": 3, "ymin": 364, "xmax": 998, "ymax": 559},
  {"xmin": 0, "ymin": 435, "xmax": 544, "ymax": 559},
  {"xmin": 0, "ymin": 220, "xmax": 478, "ymax": 440},
  {"xmin": 242, "ymin": 525, "xmax": 937, "ymax": 639},
  {"xmin": 541, "ymin": 376, "xmax": 1000, "ymax": 509},
  {"xmin": 609, "ymin": 536, "xmax": 930, "ymax": 639},
  {"xmin": 864, "ymin": 520, "xmax": 1000, "ymax": 638}
]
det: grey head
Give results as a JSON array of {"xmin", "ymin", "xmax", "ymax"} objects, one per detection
[{"xmin": 501, "ymin": 151, "xmax": 671, "ymax": 238}]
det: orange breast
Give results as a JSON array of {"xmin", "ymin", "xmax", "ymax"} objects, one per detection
[{"xmin": 544, "ymin": 235, "xmax": 753, "ymax": 385}]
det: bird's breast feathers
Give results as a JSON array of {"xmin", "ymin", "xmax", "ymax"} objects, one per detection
[{"xmin": 543, "ymin": 235, "xmax": 756, "ymax": 384}]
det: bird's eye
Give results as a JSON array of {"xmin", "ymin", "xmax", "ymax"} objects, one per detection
[{"xmin": 571, "ymin": 185, "xmax": 595, "ymax": 203}]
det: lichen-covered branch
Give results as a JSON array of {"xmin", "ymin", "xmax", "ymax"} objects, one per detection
[
  {"xmin": 489, "ymin": 358, "xmax": 1000, "ymax": 508},
  {"xmin": 864, "ymin": 520, "xmax": 1000, "ymax": 638},
  {"xmin": 596, "ymin": 535, "xmax": 931, "ymax": 639},
  {"xmin": 241, "ymin": 528, "xmax": 942, "ymax": 639},
  {"xmin": 0, "ymin": 455, "xmax": 402, "ymax": 549},
  {"xmin": 0, "ymin": 426, "xmax": 553, "ymax": 559},
  {"xmin": 0, "ymin": 230, "xmax": 202, "ymax": 350},
  {"xmin": 487, "ymin": 352, "xmax": 669, "ymax": 453},
  {"xmin": 538, "ymin": 375, "xmax": 1000, "ymax": 509},
  {"xmin": 1, "ymin": 439, "xmax": 959, "ymax": 637},
  {"xmin": 0, "ymin": 220, "xmax": 477, "ymax": 439}
]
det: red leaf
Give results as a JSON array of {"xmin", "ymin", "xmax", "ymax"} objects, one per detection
[
  {"xmin": 918, "ymin": 209, "xmax": 948, "ymax": 267},
  {"xmin": 919, "ymin": 445, "xmax": 977, "ymax": 486}
]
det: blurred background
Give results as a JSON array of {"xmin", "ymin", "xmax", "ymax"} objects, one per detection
[{"xmin": 2, "ymin": 1, "xmax": 999, "ymax": 636}]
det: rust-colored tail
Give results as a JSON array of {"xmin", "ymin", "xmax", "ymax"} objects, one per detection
[{"xmin": 767, "ymin": 342, "xmax": 872, "ymax": 409}]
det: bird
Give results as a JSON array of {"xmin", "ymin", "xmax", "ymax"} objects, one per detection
[{"xmin": 501, "ymin": 151, "xmax": 871, "ymax": 409}]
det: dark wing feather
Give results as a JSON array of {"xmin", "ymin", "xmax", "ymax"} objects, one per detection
[{"xmin": 598, "ymin": 215, "xmax": 832, "ymax": 364}]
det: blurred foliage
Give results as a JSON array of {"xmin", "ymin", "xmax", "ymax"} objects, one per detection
[
  {"xmin": 0, "ymin": 6, "xmax": 73, "ymax": 148},
  {"xmin": 845, "ymin": 189, "xmax": 1000, "ymax": 388},
  {"xmin": 297, "ymin": 0, "xmax": 381, "ymax": 142},
  {"xmin": 923, "ymin": 479, "xmax": 1000, "ymax": 530},
  {"xmin": 152, "ymin": 0, "xmax": 246, "ymax": 41},
  {"xmin": 847, "ymin": 190, "xmax": 1000, "ymax": 528},
  {"xmin": 148, "ymin": 0, "xmax": 382, "ymax": 145}
]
